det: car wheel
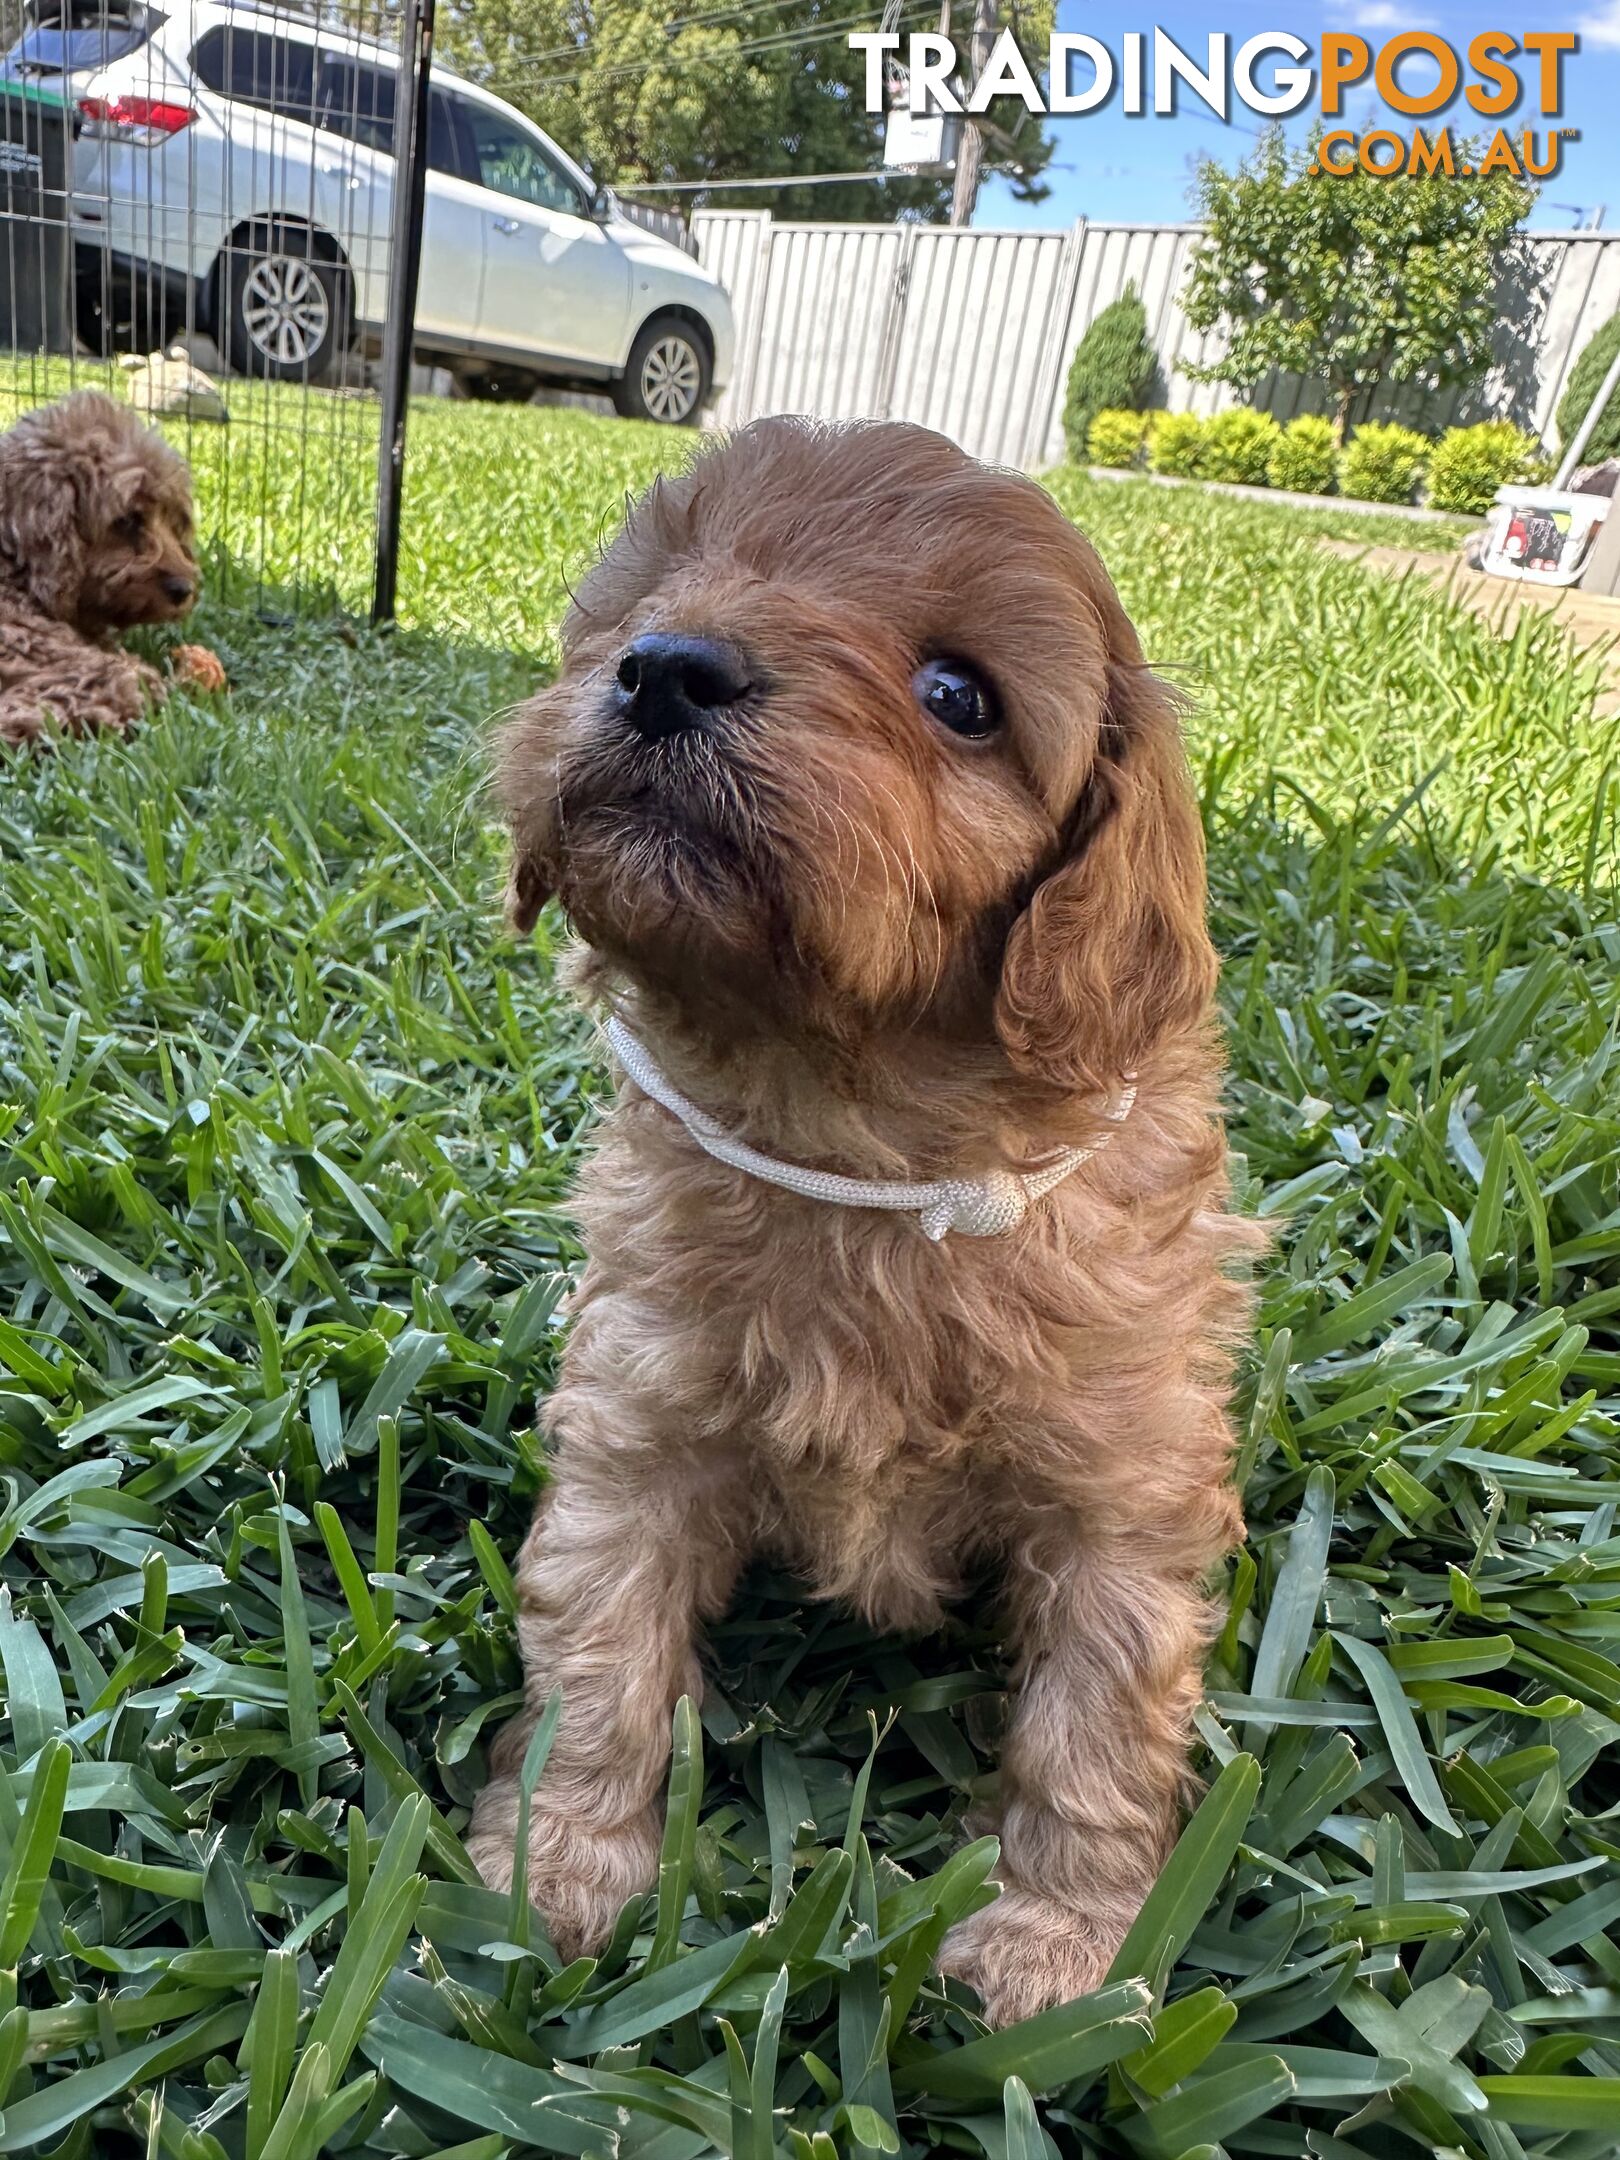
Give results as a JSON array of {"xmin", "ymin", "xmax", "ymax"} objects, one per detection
[
  {"xmin": 224, "ymin": 236, "xmax": 347, "ymax": 383},
  {"xmin": 612, "ymin": 314, "xmax": 710, "ymax": 426}
]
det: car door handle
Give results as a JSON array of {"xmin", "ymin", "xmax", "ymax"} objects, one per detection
[{"xmin": 491, "ymin": 216, "xmax": 522, "ymax": 235}]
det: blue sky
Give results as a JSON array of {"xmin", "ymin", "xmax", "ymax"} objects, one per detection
[{"xmin": 974, "ymin": 2, "xmax": 1620, "ymax": 231}]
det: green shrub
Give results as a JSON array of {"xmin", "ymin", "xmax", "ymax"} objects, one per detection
[
  {"xmin": 1267, "ymin": 414, "xmax": 1339, "ymax": 495},
  {"xmin": 1556, "ymin": 312, "xmax": 1620, "ymax": 464},
  {"xmin": 1062, "ymin": 285, "xmax": 1159, "ymax": 462},
  {"xmin": 1199, "ymin": 408, "xmax": 1280, "ymax": 485},
  {"xmin": 1148, "ymin": 410, "xmax": 1206, "ymax": 479},
  {"xmin": 1087, "ymin": 408, "xmax": 1153, "ymax": 468},
  {"xmin": 1338, "ymin": 422, "xmax": 1431, "ymax": 505},
  {"xmin": 1426, "ymin": 421, "xmax": 1550, "ymax": 514}
]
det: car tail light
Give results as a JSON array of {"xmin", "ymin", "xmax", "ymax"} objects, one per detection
[{"xmin": 78, "ymin": 94, "xmax": 196, "ymax": 145}]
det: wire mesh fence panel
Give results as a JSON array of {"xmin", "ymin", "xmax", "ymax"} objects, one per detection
[{"xmin": 0, "ymin": 0, "xmax": 414, "ymax": 619}]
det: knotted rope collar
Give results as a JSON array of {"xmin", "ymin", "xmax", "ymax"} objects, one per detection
[{"xmin": 603, "ymin": 1016, "xmax": 1138, "ymax": 1241}]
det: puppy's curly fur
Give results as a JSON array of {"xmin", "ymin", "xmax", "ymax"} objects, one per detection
[
  {"xmin": 0, "ymin": 391, "xmax": 201, "ymax": 746},
  {"xmin": 471, "ymin": 418, "xmax": 1260, "ymax": 2025}
]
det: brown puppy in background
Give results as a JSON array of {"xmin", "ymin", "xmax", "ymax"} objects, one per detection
[
  {"xmin": 471, "ymin": 418, "xmax": 1257, "ymax": 2025},
  {"xmin": 0, "ymin": 390, "xmax": 220, "ymax": 748}
]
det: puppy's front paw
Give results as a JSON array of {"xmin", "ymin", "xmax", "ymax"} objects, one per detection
[
  {"xmin": 466, "ymin": 1781, "xmax": 660, "ymax": 1959},
  {"xmin": 939, "ymin": 1888, "xmax": 1121, "ymax": 2026}
]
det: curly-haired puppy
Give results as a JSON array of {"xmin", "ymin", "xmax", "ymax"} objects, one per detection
[
  {"xmin": 470, "ymin": 418, "xmax": 1257, "ymax": 2025},
  {"xmin": 0, "ymin": 390, "xmax": 206, "ymax": 746}
]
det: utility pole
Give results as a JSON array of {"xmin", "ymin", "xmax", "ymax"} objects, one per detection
[{"xmin": 950, "ymin": 0, "xmax": 996, "ymax": 225}]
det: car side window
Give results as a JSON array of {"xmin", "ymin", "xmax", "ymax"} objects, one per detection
[
  {"xmin": 427, "ymin": 91, "xmax": 471, "ymax": 180},
  {"xmin": 317, "ymin": 55, "xmax": 393, "ymax": 155},
  {"xmin": 192, "ymin": 26, "xmax": 318, "ymax": 125},
  {"xmin": 318, "ymin": 60, "xmax": 468, "ymax": 180},
  {"xmin": 463, "ymin": 106, "xmax": 585, "ymax": 216}
]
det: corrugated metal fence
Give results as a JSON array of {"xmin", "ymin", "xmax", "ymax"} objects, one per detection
[{"xmin": 693, "ymin": 211, "xmax": 1620, "ymax": 471}]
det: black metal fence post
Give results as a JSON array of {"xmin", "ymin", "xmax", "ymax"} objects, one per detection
[{"xmin": 372, "ymin": 0, "xmax": 437, "ymax": 628}]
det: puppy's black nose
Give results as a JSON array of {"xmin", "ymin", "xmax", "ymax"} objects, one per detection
[
  {"xmin": 162, "ymin": 575, "xmax": 194, "ymax": 605},
  {"xmin": 615, "ymin": 632, "xmax": 753, "ymax": 739}
]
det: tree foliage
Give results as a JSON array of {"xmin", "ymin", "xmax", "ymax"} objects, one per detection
[
  {"xmin": 1061, "ymin": 284, "xmax": 1159, "ymax": 461},
  {"xmin": 441, "ymin": 0, "xmax": 1054, "ymax": 222},
  {"xmin": 1556, "ymin": 311, "xmax": 1620, "ymax": 463},
  {"xmin": 1183, "ymin": 128, "xmax": 1533, "ymax": 433}
]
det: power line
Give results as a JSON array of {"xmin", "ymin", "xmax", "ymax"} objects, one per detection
[
  {"xmin": 450, "ymin": 0, "xmax": 812, "ymax": 75},
  {"xmin": 473, "ymin": 4, "xmax": 935, "ymax": 94},
  {"xmin": 613, "ymin": 161, "xmax": 1018, "ymax": 190},
  {"xmin": 493, "ymin": 19, "xmax": 877, "ymax": 93},
  {"xmin": 659, "ymin": 0, "xmax": 827, "ymax": 34}
]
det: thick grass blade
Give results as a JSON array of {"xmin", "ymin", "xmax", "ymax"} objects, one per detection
[
  {"xmin": 0, "ymin": 2005, "xmax": 251, "ymax": 2151},
  {"xmin": 1001, "ymin": 2076, "xmax": 1046, "ymax": 2160},
  {"xmin": 1120, "ymin": 2054, "xmax": 1296, "ymax": 2156},
  {"xmin": 1250, "ymin": 1467, "xmax": 1334, "ymax": 1700},
  {"xmin": 566, "ymin": 1931, "xmax": 757, "ymax": 2053},
  {"xmin": 1335, "ymin": 1633, "xmax": 1460, "ymax": 1835},
  {"xmin": 647, "ymin": 1695, "xmax": 702, "ymax": 1971},
  {"xmin": 1119, "ymin": 1985, "xmax": 1237, "ymax": 2098},
  {"xmin": 242, "ymin": 1945, "xmax": 299, "ymax": 2155},
  {"xmin": 1245, "ymin": 1465, "xmax": 1335, "ymax": 1754},
  {"xmin": 1478, "ymin": 2075, "xmax": 1620, "ymax": 2128},
  {"xmin": 0, "ymin": 1737, "xmax": 68, "ymax": 1967},
  {"xmin": 892, "ymin": 1979, "xmax": 1153, "ymax": 2100},
  {"xmin": 358, "ymin": 2012, "xmax": 611, "ymax": 2151},
  {"xmin": 1107, "ymin": 1755, "xmax": 1263, "ymax": 1992}
]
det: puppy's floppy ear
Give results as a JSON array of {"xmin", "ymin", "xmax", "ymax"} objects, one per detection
[
  {"xmin": 995, "ymin": 641, "xmax": 1216, "ymax": 1098},
  {"xmin": 497, "ymin": 686, "xmax": 565, "ymax": 933},
  {"xmin": 507, "ymin": 849, "xmax": 554, "ymax": 935},
  {"xmin": 0, "ymin": 445, "xmax": 87, "ymax": 621}
]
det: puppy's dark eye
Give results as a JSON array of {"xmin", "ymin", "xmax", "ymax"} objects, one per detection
[
  {"xmin": 115, "ymin": 510, "xmax": 145, "ymax": 540},
  {"xmin": 913, "ymin": 657, "xmax": 999, "ymax": 741}
]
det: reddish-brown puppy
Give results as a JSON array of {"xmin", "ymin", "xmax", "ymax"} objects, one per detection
[
  {"xmin": 472, "ymin": 417, "xmax": 1257, "ymax": 2024},
  {"xmin": 0, "ymin": 390, "xmax": 209, "ymax": 746}
]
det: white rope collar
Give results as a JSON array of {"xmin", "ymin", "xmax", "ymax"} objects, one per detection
[{"xmin": 602, "ymin": 1016, "xmax": 1137, "ymax": 1241}]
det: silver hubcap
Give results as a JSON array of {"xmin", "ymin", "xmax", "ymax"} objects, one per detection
[
  {"xmin": 640, "ymin": 334, "xmax": 701, "ymax": 422},
  {"xmin": 242, "ymin": 254, "xmax": 330, "ymax": 368}
]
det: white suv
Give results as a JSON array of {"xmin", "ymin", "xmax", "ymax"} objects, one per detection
[{"xmin": 3, "ymin": 0, "xmax": 734, "ymax": 422}]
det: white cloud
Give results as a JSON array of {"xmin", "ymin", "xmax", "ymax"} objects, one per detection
[
  {"xmin": 1578, "ymin": 3, "xmax": 1620, "ymax": 51},
  {"xmin": 1347, "ymin": 1, "xmax": 1440, "ymax": 28}
]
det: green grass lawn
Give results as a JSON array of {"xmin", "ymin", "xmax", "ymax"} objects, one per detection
[{"xmin": 1, "ymin": 392, "xmax": 1618, "ymax": 2160}]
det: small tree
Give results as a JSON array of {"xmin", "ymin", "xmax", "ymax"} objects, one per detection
[
  {"xmin": 1183, "ymin": 128, "xmax": 1532, "ymax": 436},
  {"xmin": 1557, "ymin": 314, "xmax": 1620, "ymax": 465},
  {"xmin": 1062, "ymin": 286, "xmax": 1159, "ymax": 463}
]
